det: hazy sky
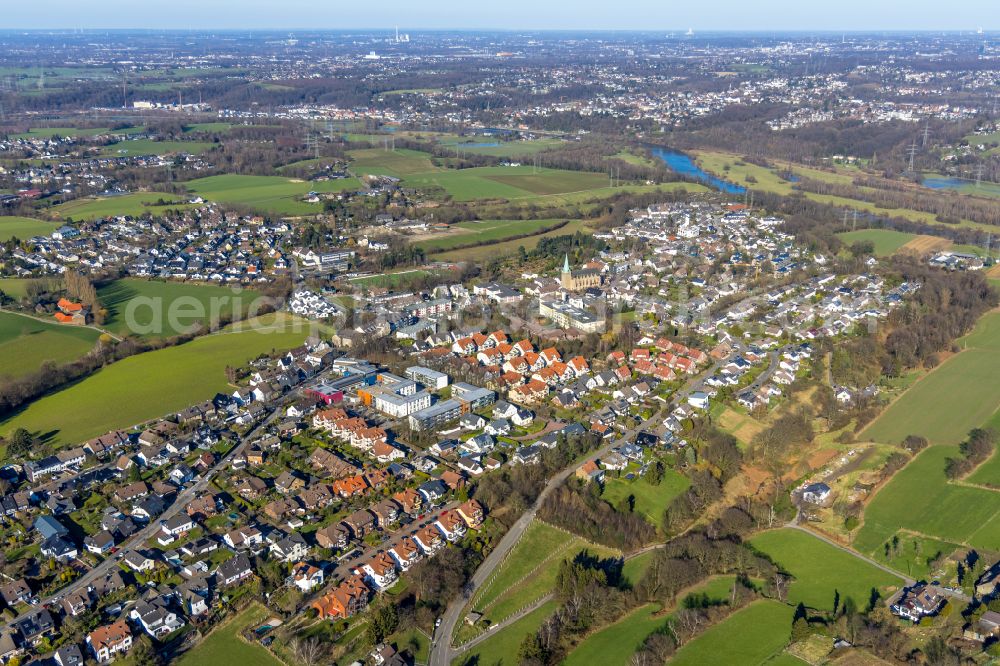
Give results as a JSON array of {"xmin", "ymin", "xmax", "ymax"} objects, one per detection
[{"xmin": 3, "ymin": 0, "xmax": 996, "ymax": 31}]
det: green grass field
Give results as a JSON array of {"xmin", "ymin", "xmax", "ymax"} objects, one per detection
[
  {"xmin": 348, "ymin": 148, "xmax": 440, "ymax": 178},
  {"xmin": 349, "ymin": 269, "xmax": 437, "ymax": 290},
  {"xmin": 404, "ymin": 166, "xmax": 610, "ymax": 202},
  {"xmin": 0, "ymin": 279, "xmax": 32, "ymax": 300},
  {"xmin": 861, "ymin": 311, "xmax": 1000, "ymax": 445},
  {"xmin": 11, "ymin": 126, "xmax": 111, "ymax": 139},
  {"xmin": 101, "ymin": 138, "xmax": 214, "ymax": 156},
  {"xmin": 184, "ymin": 174, "xmax": 362, "ymax": 216},
  {"xmin": 836, "ymin": 229, "xmax": 917, "ymax": 256},
  {"xmin": 669, "ymin": 600, "xmax": 793, "ymax": 666},
  {"xmin": 0, "ymin": 316, "xmax": 308, "ymax": 446},
  {"xmin": 472, "ymin": 521, "xmax": 575, "ymax": 612},
  {"xmin": 183, "ymin": 122, "xmax": 234, "ymax": 134},
  {"xmin": 437, "ymin": 137, "xmax": 566, "ymax": 158},
  {"xmin": 853, "ymin": 445, "xmax": 1000, "ymax": 555},
  {"xmin": 456, "ymin": 600, "xmax": 557, "ymax": 666},
  {"xmin": 601, "ymin": 471, "xmax": 690, "ymax": 527},
  {"xmin": 432, "ymin": 219, "xmax": 595, "ymax": 261},
  {"xmin": 563, "ymin": 576, "xmax": 739, "ymax": 666},
  {"xmin": 0, "ymin": 216, "xmax": 61, "ymax": 241},
  {"xmin": 750, "ymin": 529, "xmax": 903, "ymax": 611},
  {"xmin": 471, "ymin": 520, "xmax": 619, "ymax": 627},
  {"xmin": 0, "ymin": 312, "xmax": 100, "ymax": 381},
  {"xmin": 177, "ymin": 603, "xmax": 280, "ymax": 666},
  {"xmin": 49, "ymin": 192, "xmax": 197, "ymax": 220},
  {"xmin": 97, "ymin": 279, "xmax": 263, "ymax": 338},
  {"xmin": 412, "ymin": 219, "xmax": 566, "ymax": 253}
]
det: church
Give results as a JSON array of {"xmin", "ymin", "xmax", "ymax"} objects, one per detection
[{"xmin": 560, "ymin": 254, "xmax": 601, "ymax": 291}]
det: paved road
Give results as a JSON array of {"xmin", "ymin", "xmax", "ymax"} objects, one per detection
[
  {"xmin": 450, "ymin": 537, "xmax": 669, "ymax": 657},
  {"xmin": 428, "ymin": 351, "xmax": 737, "ymax": 666},
  {"xmin": 2, "ymin": 408, "xmax": 278, "ymax": 631}
]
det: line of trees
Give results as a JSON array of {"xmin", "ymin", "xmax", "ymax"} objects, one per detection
[{"xmin": 945, "ymin": 428, "xmax": 998, "ymax": 480}]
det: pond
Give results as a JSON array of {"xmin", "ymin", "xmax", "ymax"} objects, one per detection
[
  {"xmin": 650, "ymin": 147, "xmax": 746, "ymax": 194},
  {"xmin": 922, "ymin": 176, "xmax": 966, "ymax": 190}
]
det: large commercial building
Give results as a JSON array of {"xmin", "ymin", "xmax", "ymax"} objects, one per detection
[
  {"xmin": 408, "ymin": 399, "xmax": 463, "ymax": 431},
  {"xmin": 539, "ymin": 299, "xmax": 605, "ymax": 333}
]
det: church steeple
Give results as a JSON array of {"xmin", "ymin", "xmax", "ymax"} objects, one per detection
[{"xmin": 562, "ymin": 253, "xmax": 570, "ymax": 274}]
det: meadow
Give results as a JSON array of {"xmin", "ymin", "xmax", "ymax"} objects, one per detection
[
  {"xmin": 100, "ymin": 138, "xmax": 214, "ymax": 156},
  {"xmin": 97, "ymin": 279, "xmax": 263, "ymax": 338},
  {"xmin": 49, "ymin": 192, "xmax": 196, "ymax": 220},
  {"xmin": 835, "ymin": 229, "xmax": 917, "ymax": 256},
  {"xmin": 750, "ymin": 529, "xmax": 903, "ymax": 611},
  {"xmin": 853, "ymin": 445, "xmax": 1000, "ymax": 555},
  {"xmin": 563, "ymin": 576, "xmax": 738, "ymax": 666},
  {"xmin": 436, "ymin": 137, "xmax": 566, "ymax": 158},
  {"xmin": 456, "ymin": 600, "xmax": 558, "ymax": 666},
  {"xmin": 177, "ymin": 603, "xmax": 280, "ymax": 666},
  {"xmin": 0, "ymin": 312, "xmax": 101, "ymax": 381},
  {"xmin": 184, "ymin": 174, "xmax": 363, "ymax": 216},
  {"xmin": 348, "ymin": 148, "xmax": 440, "ymax": 177},
  {"xmin": 0, "ymin": 279, "xmax": 33, "ymax": 300},
  {"xmin": 431, "ymin": 219, "xmax": 595, "ymax": 262},
  {"xmin": 668, "ymin": 600, "xmax": 794, "ymax": 666},
  {"xmin": 348, "ymin": 269, "xmax": 437, "ymax": 290},
  {"xmin": 404, "ymin": 165, "xmax": 610, "ymax": 202},
  {"xmin": 474, "ymin": 520, "xmax": 619, "ymax": 626},
  {"xmin": 0, "ymin": 216, "xmax": 61, "ymax": 241},
  {"xmin": 0, "ymin": 316, "xmax": 308, "ymax": 446},
  {"xmin": 601, "ymin": 471, "xmax": 690, "ymax": 527},
  {"xmin": 412, "ymin": 219, "xmax": 566, "ymax": 253},
  {"xmin": 861, "ymin": 311, "xmax": 1000, "ymax": 445}
]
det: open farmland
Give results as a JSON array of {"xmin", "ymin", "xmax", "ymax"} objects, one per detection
[
  {"xmin": 835, "ymin": 229, "xmax": 917, "ymax": 256},
  {"xmin": 669, "ymin": 600, "xmax": 794, "ymax": 666},
  {"xmin": 861, "ymin": 311, "xmax": 1000, "ymax": 445},
  {"xmin": 0, "ymin": 315, "xmax": 308, "ymax": 446},
  {"xmin": 0, "ymin": 311, "xmax": 100, "ymax": 381},
  {"xmin": 97, "ymin": 279, "xmax": 263, "ymax": 338},
  {"xmin": 411, "ymin": 219, "xmax": 566, "ymax": 253},
  {"xmin": 404, "ymin": 165, "xmax": 610, "ymax": 202},
  {"xmin": 430, "ymin": 219, "xmax": 595, "ymax": 261},
  {"xmin": 853, "ymin": 445, "xmax": 1000, "ymax": 555},
  {"xmin": 0, "ymin": 278, "xmax": 34, "ymax": 300},
  {"xmin": 348, "ymin": 148, "xmax": 439, "ymax": 177},
  {"xmin": 101, "ymin": 138, "xmax": 214, "ymax": 156},
  {"xmin": 0, "ymin": 216, "xmax": 61, "ymax": 241},
  {"xmin": 438, "ymin": 137, "xmax": 565, "ymax": 157},
  {"xmin": 48, "ymin": 192, "xmax": 196, "ymax": 220},
  {"xmin": 184, "ymin": 174, "xmax": 363, "ymax": 215},
  {"xmin": 750, "ymin": 528, "xmax": 903, "ymax": 611}
]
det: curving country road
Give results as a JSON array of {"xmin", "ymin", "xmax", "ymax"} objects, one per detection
[{"xmin": 429, "ymin": 352, "xmax": 737, "ymax": 666}]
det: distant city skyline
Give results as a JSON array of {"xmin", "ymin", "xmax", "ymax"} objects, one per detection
[{"xmin": 3, "ymin": 1, "xmax": 997, "ymax": 32}]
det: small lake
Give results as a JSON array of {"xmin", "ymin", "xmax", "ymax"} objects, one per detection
[
  {"xmin": 922, "ymin": 176, "xmax": 966, "ymax": 190},
  {"xmin": 650, "ymin": 147, "xmax": 746, "ymax": 194}
]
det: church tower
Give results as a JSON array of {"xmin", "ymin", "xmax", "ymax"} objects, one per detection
[{"xmin": 561, "ymin": 253, "xmax": 572, "ymax": 289}]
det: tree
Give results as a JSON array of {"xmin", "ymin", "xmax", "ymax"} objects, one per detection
[
  {"xmin": 131, "ymin": 636, "xmax": 163, "ymax": 666},
  {"xmin": 7, "ymin": 428, "xmax": 32, "ymax": 458},
  {"xmin": 517, "ymin": 632, "xmax": 549, "ymax": 665}
]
